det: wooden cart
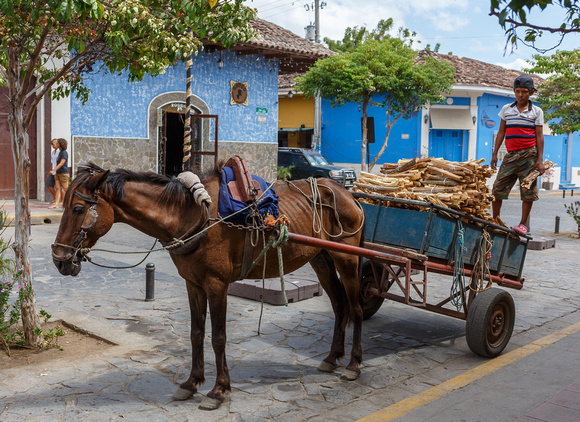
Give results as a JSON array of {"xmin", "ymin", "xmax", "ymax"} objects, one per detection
[{"xmin": 287, "ymin": 192, "xmax": 530, "ymax": 358}]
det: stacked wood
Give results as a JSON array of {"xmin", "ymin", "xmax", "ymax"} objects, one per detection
[
  {"xmin": 354, "ymin": 157, "xmax": 497, "ymax": 222},
  {"xmin": 521, "ymin": 160, "xmax": 555, "ymax": 190}
]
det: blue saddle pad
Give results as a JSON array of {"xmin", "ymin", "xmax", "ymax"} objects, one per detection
[{"xmin": 218, "ymin": 166, "xmax": 279, "ymax": 223}]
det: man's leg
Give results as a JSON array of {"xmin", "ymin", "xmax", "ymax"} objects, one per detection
[
  {"xmin": 492, "ymin": 199, "xmax": 503, "ymax": 220},
  {"xmin": 520, "ymin": 201, "xmax": 533, "ymax": 227}
]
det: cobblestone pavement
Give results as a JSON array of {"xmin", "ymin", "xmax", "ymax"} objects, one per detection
[{"xmin": 1, "ymin": 192, "xmax": 579, "ymax": 421}]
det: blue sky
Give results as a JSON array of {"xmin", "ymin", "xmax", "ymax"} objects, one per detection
[{"xmin": 246, "ymin": 0, "xmax": 578, "ymax": 71}]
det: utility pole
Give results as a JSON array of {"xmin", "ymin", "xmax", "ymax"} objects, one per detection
[
  {"xmin": 313, "ymin": 0, "xmax": 322, "ymax": 151},
  {"xmin": 314, "ymin": 0, "xmax": 320, "ymax": 43}
]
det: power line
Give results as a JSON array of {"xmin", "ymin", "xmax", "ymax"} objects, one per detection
[
  {"xmin": 420, "ymin": 35, "xmax": 505, "ymax": 40},
  {"xmin": 262, "ymin": 2, "xmax": 307, "ymax": 19},
  {"xmin": 252, "ymin": 0, "xmax": 293, "ymax": 11}
]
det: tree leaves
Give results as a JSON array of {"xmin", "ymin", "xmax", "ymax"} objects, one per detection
[
  {"xmin": 297, "ymin": 36, "xmax": 454, "ymax": 170},
  {"xmin": 490, "ymin": 0, "xmax": 580, "ymax": 53},
  {"xmin": 527, "ymin": 49, "xmax": 580, "ymax": 134}
]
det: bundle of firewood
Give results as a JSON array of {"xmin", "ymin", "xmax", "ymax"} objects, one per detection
[
  {"xmin": 521, "ymin": 160, "xmax": 555, "ymax": 189},
  {"xmin": 353, "ymin": 157, "xmax": 497, "ymax": 222}
]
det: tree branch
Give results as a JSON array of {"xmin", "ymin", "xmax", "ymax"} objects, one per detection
[{"xmin": 21, "ymin": 25, "xmax": 52, "ymax": 98}]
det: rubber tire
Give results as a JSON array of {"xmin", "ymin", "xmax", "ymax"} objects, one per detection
[
  {"xmin": 466, "ymin": 287, "xmax": 515, "ymax": 358},
  {"xmin": 359, "ymin": 261, "xmax": 385, "ymax": 321}
]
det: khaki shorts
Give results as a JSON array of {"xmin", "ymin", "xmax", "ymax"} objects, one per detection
[
  {"xmin": 55, "ymin": 173, "xmax": 69, "ymax": 188},
  {"xmin": 492, "ymin": 147, "xmax": 538, "ymax": 202}
]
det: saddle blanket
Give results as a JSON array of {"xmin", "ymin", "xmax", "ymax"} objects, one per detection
[{"xmin": 218, "ymin": 166, "xmax": 279, "ymax": 223}]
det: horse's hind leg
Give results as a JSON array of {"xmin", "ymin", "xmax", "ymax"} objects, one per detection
[
  {"xmin": 310, "ymin": 251, "xmax": 349, "ymax": 373},
  {"xmin": 173, "ymin": 280, "xmax": 207, "ymax": 400},
  {"xmin": 330, "ymin": 252, "xmax": 364, "ymax": 381}
]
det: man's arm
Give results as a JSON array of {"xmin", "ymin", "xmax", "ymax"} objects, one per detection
[
  {"xmin": 534, "ymin": 125, "xmax": 545, "ymax": 175},
  {"xmin": 490, "ymin": 119, "xmax": 506, "ymax": 170}
]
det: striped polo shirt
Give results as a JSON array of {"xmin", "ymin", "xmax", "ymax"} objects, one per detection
[{"xmin": 498, "ymin": 100, "xmax": 544, "ymax": 152}]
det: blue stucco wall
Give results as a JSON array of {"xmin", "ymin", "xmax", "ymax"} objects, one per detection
[
  {"xmin": 320, "ymin": 97, "xmax": 421, "ymax": 165},
  {"xmin": 71, "ymin": 50, "xmax": 279, "ymax": 143},
  {"xmin": 321, "ymin": 90, "xmax": 578, "ymax": 174},
  {"xmin": 476, "ymin": 93, "xmax": 505, "ymax": 163}
]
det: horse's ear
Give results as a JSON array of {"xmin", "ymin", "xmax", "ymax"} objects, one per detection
[{"xmin": 87, "ymin": 170, "xmax": 110, "ymax": 192}]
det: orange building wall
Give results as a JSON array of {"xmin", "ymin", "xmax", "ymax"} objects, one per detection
[{"xmin": 278, "ymin": 95, "xmax": 314, "ymax": 129}]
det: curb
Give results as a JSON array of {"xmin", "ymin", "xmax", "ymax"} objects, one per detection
[{"xmin": 6, "ymin": 213, "xmax": 62, "ymax": 227}]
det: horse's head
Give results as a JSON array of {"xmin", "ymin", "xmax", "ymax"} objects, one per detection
[{"xmin": 52, "ymin": 165, "xmax": 113, "ymax": 276}]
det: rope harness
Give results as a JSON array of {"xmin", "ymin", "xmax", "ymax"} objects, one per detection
[
  {"xmin": 450, "ymin": 219, "xmax": 466, "ymax": 311},
  {"xmin": 470, "ymin": 228, "xmax": 493, "ymax": 292}
]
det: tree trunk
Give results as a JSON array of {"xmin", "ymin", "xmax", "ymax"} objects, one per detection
[
  {"xmin": 8, "ymin": 95, "xmax": 42, "ymax": 348},
  {"xmin": 360, "ymin": 97, "xmax": 370, "ymax": 173},
  {"xmin": 369, "ymin": 107, "xmax": 404, "ymax": 171}
]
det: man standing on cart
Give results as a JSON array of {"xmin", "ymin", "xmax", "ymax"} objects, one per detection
[{"xmin": 490, "ymin": 74, "xmax": 545, "ymax": 236}]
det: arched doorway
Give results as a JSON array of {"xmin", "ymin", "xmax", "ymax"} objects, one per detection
[
  {"xmin": 158, "ymin": 102, "xmax": 202, "ymax": 177},
  {"xmin": 148, "ymin": 92, "xmax": 211, "ymax": 177}
]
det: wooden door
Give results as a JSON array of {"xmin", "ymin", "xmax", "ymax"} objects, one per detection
[{"xmin": 0, "ymin": 86, "xmax": 38, "ymax": 199}]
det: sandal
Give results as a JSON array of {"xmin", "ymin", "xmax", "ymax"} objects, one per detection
[
  {"xmin": 513, "ymin": 224, "xmax": 528, "ymax": 236},
  {"xmin": 48, "ymin": 204, "xmax": 58, "ymax": 209}
]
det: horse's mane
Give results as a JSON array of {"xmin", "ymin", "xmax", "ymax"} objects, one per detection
[{"xmin": 72, "ymin": 162, "xmax": 222, "ymax": 206}]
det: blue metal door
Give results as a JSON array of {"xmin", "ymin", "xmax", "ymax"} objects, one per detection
[
  {"xmin": 561, "ymin": 134, "xmax": 568, "ymax": 181},
  {"xmin": 429, "ymin": 129, "xmax": 464, "ymax": 161}
]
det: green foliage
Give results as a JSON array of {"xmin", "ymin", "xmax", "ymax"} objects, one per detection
[
  {"xmin": 298, "ymin": 38, "xmax": 454, "ymax": 115},
  {"xmin": 324, "ymin": 18, "xmax": 417, "ymax": 53},
  {"xmin": 296, "ymin": 35, "xmax": 455, "ymax": 169},
  {"xmin": 0, "ymin": 0, "xmax": 257, "ymax": 104},
  {"xmin": 526, "ymin": 49, "xmax": 580, "ymax": 134},
  {"xmin": 564, "ymin": 200, "xmax": 580, "ymax": 231},
  {"xmin": 490, "ymin": 0, "xmax": 580, "ymax": 52},
  {"xmin": 277, "ymin": 165, "xmax": 293, "ymax": 181},
  {"xmin": 0, "ymin": 209, "xmax": 61, "ymax": 355}
]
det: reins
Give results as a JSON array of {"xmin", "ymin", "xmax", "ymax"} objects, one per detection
[{"xmin": 53, "ymin": 182, "xmax": 280, "ymax": 269}]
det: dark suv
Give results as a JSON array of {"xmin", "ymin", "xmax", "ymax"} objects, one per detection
[{"xmin": 278, "ymin": 148, "xmax": 356, "ymax": 188}]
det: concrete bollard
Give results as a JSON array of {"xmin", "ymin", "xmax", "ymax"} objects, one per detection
[
  {"xmin": 145, "ymin": 263, "xmax": 155, "ymax": 301},
  {"xmin": 555, "ymin": 216, "xmax": 560, "ymax": 234}
]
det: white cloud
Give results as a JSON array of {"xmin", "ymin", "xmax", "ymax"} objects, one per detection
[{"xmin": 495, "ymin": 58, "xmax": 530, "ymax": 71}]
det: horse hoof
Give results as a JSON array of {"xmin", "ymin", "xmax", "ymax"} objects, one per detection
[
  {"xmin": 318, "ymin": 361, "xmax": 337, "ymax": 373},
  {"xmin": 341, "ymin": 369, "xmax": 360, "ymax": 381},
  {"xmin": 172, "ymin": 387, "xmax": 195, "ymax": 401},
  {"xmin": 199, "ymin": 396, "xmax": 223, "ymax": 411}
]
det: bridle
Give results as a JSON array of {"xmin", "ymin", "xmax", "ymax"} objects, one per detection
[{"xmin": 51, "ymin": 189, "xmax": 100, "ymax": 263}]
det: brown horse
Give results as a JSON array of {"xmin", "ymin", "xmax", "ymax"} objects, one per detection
[{"xmin": 52, "ymin": 162, "xmax": 365, "ymax": 410}]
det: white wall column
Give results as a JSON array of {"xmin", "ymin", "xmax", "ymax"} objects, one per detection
[
  {"xmin": 468, "ymin": 97, "xmax": 478, "ymax": 159},
  {"xmin": 420, "ymin": 105, "xmax": 430, "ymax": 157}
]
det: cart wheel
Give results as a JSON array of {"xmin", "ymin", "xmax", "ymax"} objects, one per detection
[
  {"xmin": 466, "ymin": 287, "xmax": 515, "ymax": 358},
  {"xmin": 359, "ymin": 261, "xmax": 385, "ymax": 320}
]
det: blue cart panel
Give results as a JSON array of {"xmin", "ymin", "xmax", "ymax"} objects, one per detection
[{"xmin": 360, "ymin": 196, "xmax": 528, "ymax": 279}]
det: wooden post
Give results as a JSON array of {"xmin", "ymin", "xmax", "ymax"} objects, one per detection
[{"xmin": 183, "ymin": 53, "xmax": 193, "ymax": 172}]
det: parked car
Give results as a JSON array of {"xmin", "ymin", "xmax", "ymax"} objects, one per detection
[{"xmin": 277, "ymin": 148, "xmax": 356, "ymax": 188}]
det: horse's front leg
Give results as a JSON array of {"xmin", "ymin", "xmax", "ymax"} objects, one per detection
[
  {"xmin": 199, "ymin": 279, "xmax": 230, "ymax": 410},
  {"xmin": 173, "ymin": 280, "xmax": 207, "ymax": 401}
]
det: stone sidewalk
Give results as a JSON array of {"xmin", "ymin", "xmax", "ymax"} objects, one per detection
[{"xmin": 0, "ymin": 196, "xmax": 579, "ymax": 421}]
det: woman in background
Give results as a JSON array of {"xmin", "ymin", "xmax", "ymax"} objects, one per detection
[{"xmin": 49, "ymin": 138, "xmax": 69, "ymax": 209}]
